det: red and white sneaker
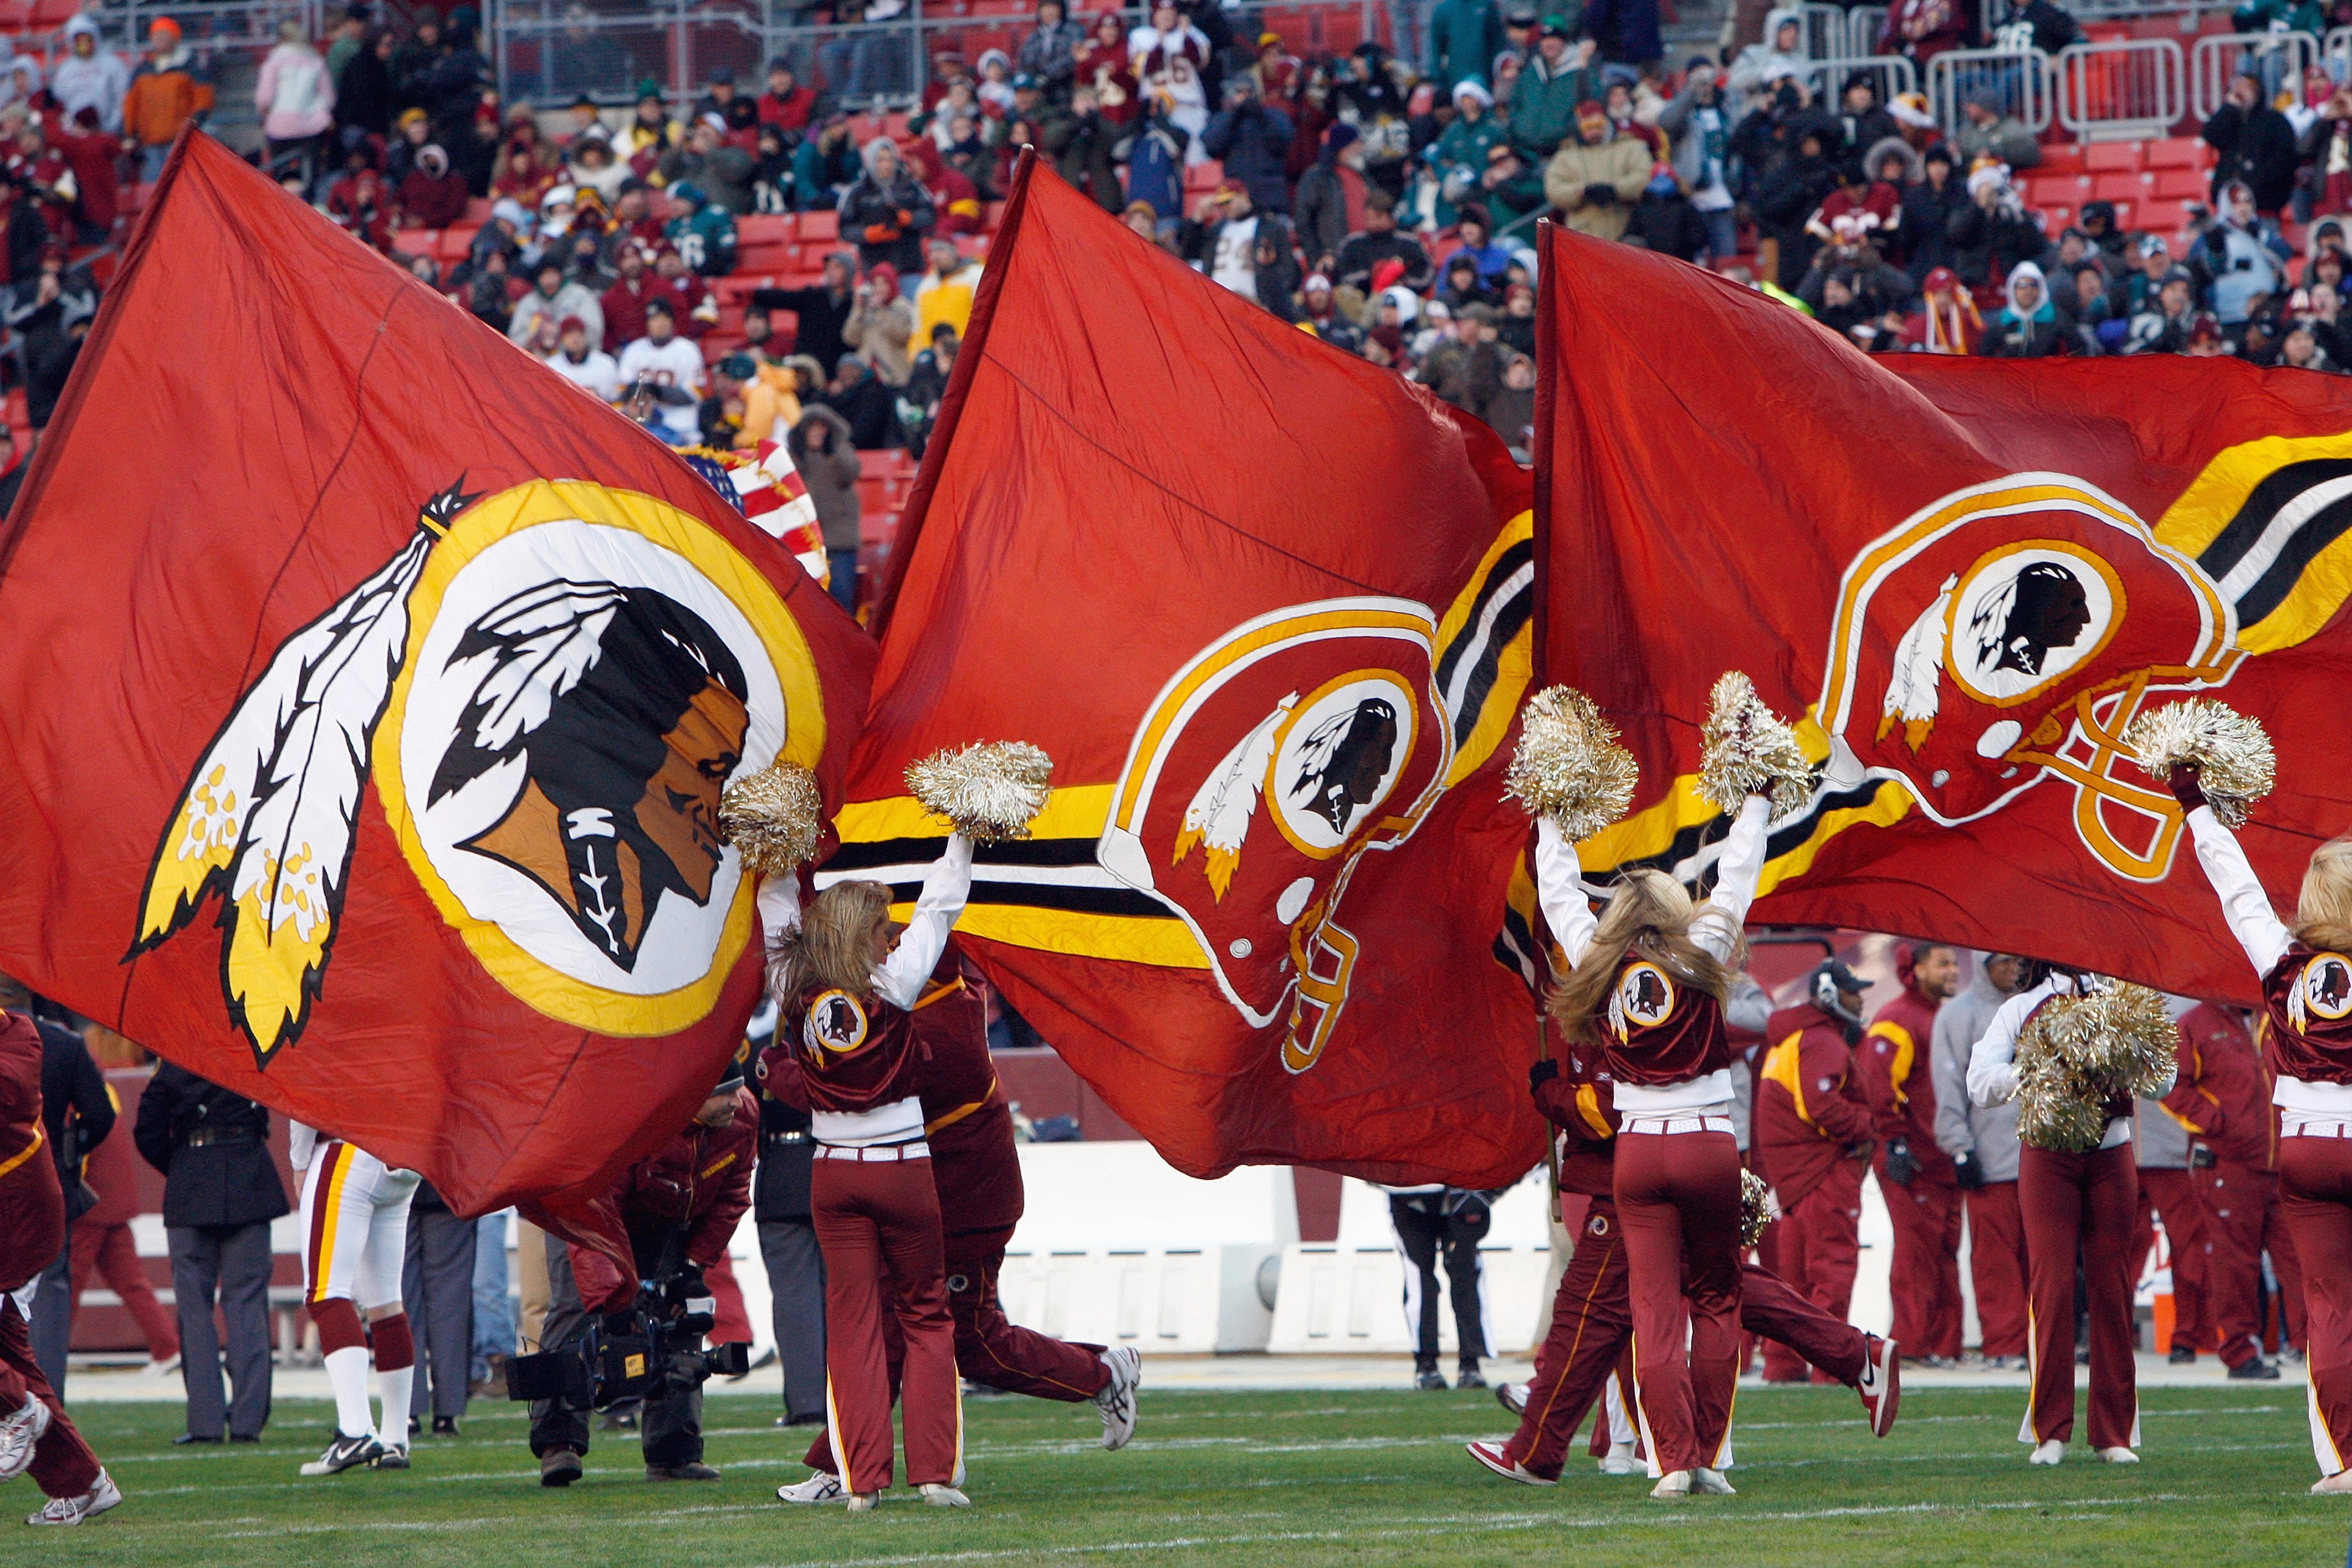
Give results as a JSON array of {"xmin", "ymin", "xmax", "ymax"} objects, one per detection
[
  {"xmin": 1465, "ymin": 1439, "xmax": 1555, "ymax": 1486},
  {"xmin": 1857, "ymin": 1334, "xmax": 1900, "ymax": 1437},
  {"xmin": 26, "ymin": 1468, "xmax": 120, "ymax": 1526},
  {"xmin": 1495, "ymin": 1382, "xmax": 1529, "ymax": 1417},
  {"xmin": 0, "ymin": 1396, "xmax": 52, "ymax": 1481}
]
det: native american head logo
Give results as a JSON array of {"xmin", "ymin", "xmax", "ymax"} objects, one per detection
[
  {"xmin": 1815, "ymin": 474, "xmax": 2241, "ymax": 883},
  {"xmin": 1097, "ymin": 598, "xmax": 1460, "ymax": 1073},
  {"xmin": 1609, "ymin": 961, "xmax": 1676, "ymax": 1037},
  {"xmin": 2290, "ymin": 953, "xmax": 2352, "ymax": 1031},
  {"xmin": 133, "ymin": 478, "xmax": 820, "ymax": 1064},
  {"xmin": 802, "ymin": 987, "xmax": 870, "ymax": 1054}
]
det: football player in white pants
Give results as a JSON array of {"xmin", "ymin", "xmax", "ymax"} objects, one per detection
[{"xmin": 292, "ymin": 1124, "xmax": 420, "ymax": 1476}]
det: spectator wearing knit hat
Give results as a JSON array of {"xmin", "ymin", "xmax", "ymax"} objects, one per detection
[
  {"xmin": 122, "ymin": 19, "xmax": 214, "ymax": 181},
  {"xmin": 1622, "ymin": 163, "xmax": 1709, "ymax": 261},
  {"xmin": 1659, "ymin": 59, "xmax": 1737, "ymax": 263},
  {"xmin": 1544, "ymin": 100, "xmax": 1653, "ymax": 243},
  {"xmin": 1334, "ymin": 188, "xmax": 1434, "ymax": 294},
  {"xmin": 1294, "ymin": 123, "xmax": 1365, "ymax": 272},
  {"xmin": 1204, "ymin": 74, "xmax": 1296, "ymax": 213},
  {"xmin": 509, "ymin": 258, "xmax": 604, "ymax": 350},
  {"xmin": 839, "ymin": 138, "xmax": 935, "ymax": 276}
]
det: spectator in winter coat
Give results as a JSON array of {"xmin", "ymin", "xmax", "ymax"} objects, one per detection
[
  {"xmin": 1543, "ymin": 101, "xmax": 1653, "ymax": 242},
  {"xmin": 824, "ymin": 354, "xmax": 901, "ymax": 449},
  {"xmin": 1946, "ymin": 162, "xmax": 2042, "ymax": 286},
  {"xmin": 842, "ymin": 267, "xmax": 916, "ymax": 387},
  {"xmin": 2107, "ymin": 232, "xmax": 2175, "ymax": 321},
  {"xmin": 788, "ymin": 405, "xmax": 864, "ymax": 610},
  {"xmin": 2282, "ymin": 318, "xmax": 2339, "ymax": 371},
  {"xmin": 1018, "ymin": 0, "xmax": 1086, "ymax": 102},
  {"xmin": 1333, "ymin": 189, "xmax": 1434, "ymax": 293},
  {"xmin": 1477, "ymin": 142, "xmax": 1548, "ymax": 227},
  {"xmin": 122, "ymin": 19, "xmax": 213, "ymax": 180},
  {"xmin": 256, "ymin": 19, "xmax": 336, "ymax": 180},
  {"xmin": 1880, "ymin": 0, "xmax": 1967, "ymax": 68},
  {"xmin": 51, "ymin": 17, "xmax": 128, "ymax": 136},
  {"xmin": 1898, "ymin": 265, "xmax": 1982, "ymax": 351},
  {"xmin": 1953, "ymin": 93, "xmax": 2040, "ymax": 169},
  {"xmin": 511, "ymin": 259, "xmax": 605, "ymax": 350},
  {"xmin": 758, "ymin": 62, "xmax": 818, "ymax": 133},
  {"xmin": 1583, "ymin": 0, "xmax": 1663, "ymax": 70},
  {"xmin": 1295, "ymin": 122, "xmax": 1365, "ymax": 268},
  {"xmin": 1752, "ymin": 115, "xmax": 1841, "ymax": 287},
  {"xmin": 1510, "ymin": 23, "xmax": 1599, "ymax": 162},
  {"xmin": 51, "ymin": 109, "xmax": 119, "ymax": 238},
  {"xmin": 397, "ymin": 143, "xmax": 469, "ymax": 227},
  {"xmin": 1431, "ymin": 79, "xmax": 1508, "ymax": 227},
  {"xmin": 1622, "ymin": 163, "xmax": 1710, "ymax": 260},
  {"xmin": 2077, "ymin": 197, "xmax": 2129, "ymax": 266},
  {"xmin": 1659, "ymin": 60, "xmax": 1739, "ymax": 262},
  {"xmin": 1043, "ymin": 86, "xmax": 1126, "ymax": 211},
  {"xmin": 2196, "ymin": 179, "xmax": 2292, "ymax": 324},
  {"xmin": 663, "ymin": 181, "xmax": 739, "ymax": 277},
  {"xmin": 1836, "ymin": 77, "xmax": 1900, "ymax": 158},
  {"xmin": 2206, "ymin": 71, "xmax": 2299, "ymax": 215},
  {"xmin": 792, "ymin": 116, "xmax": 860, "ymax": 211},
  {"xmin": 1203, "ymin": 75, "xmax": 1296, "ymax": 213},
  {"xmin": 838, "ymin": 138, "xmax": 935, "ymax": 275},
  {"xmin": 1729, "ymin": 10, "xmax": 1808, "ymax": 106},
  {"xmin": 1428, "ymin": 0, "xmax": 1506, "ymax": 91},
  {"xmin": 2125, "ymin": 269, "xmax": 2198, "ymax": 353},
  {"xmin": 1978, "ymin": 260, "xmax": 2069, "ymax": 356}
]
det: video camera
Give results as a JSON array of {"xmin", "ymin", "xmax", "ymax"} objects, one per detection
[{"xmin": 504, "ymin": 1258, "xmax": 750, "ymax": 1410}]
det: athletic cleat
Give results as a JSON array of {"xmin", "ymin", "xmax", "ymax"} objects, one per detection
[
  {"xmin": 371, "ymin": 1445, "xmax": 411, "ymax": 1471},
  {"xmin": 299, "ymin": 1431, "xmax": 386, "ymax": 1477},
  {"xmin": 2167, "ymin": 1345, "xmax": 2197, "ymax": 1365},
  {"xmin": 2228, "ymin": 1357, "xmax": 2281, "ymax": 1380},
  {"xmin": 777, "ymin": 1471, "xmax": 846, "ymax": 1504},
  {"xmin": 1599, "ymin": 1441, "xmax": 1641, "ymax": 1475},
  {"xmin": 1650, "ymin": 1468, "xmax": 1693, "ymax": 1498},
  {"xmin": 1857, "ymin": 1334, "xmax": 1901, "ymax": 1437},
  {"xmin": 1465, "ymin": 1439, "xmax": 1555, "ymax": 1485},
  {"xmin": 1414, "ymin": 1369, "xmax": 1449, "ymax": 1391},
  {"xmin": 431, "ymin": 1416, "xmax": 459, "ymax": 1437},
  {"xmin": 1495, "ymin": 1381, "xmax": 1529, "ymax": 1417},
  {"xmin": 845, "ymin": 1491, "xmax": 879, "ymax": 1514},
  {"xmin": 2097, "ymin": 1446, "xmax": 2140, "ymax": 1464},
  {"xmin": 1455, "ymin": 1368, "xmax": 1487, "ymax": 1390},
  {"xmin": 0, "ymin": 1396, "xmax": 53, "ymax": 1481},
  {"xmin": 646, "ymin": 1462, "xmax": 720, "ymax": 1481},
  {"xmin": 921, "ymin": 1483, "xmax": 971, "ymax": 1507},
  {"xmin": 1693, "ymin": 1468, "xmax": 1736, "ymax": 1495},
  {"xmin": 539, "ymin": 1449, "xmax": 583, "ymax": 1488},
  {"xmin": 25, "ymin": 1468, "xmax": 119, "ymax": 1526},
  {"xmin": 2028, "ymin": 1439, "xmax": 2065, "ymax": 1466},
  {"xmin": 1096, "ymin": 1345, "xmax": 1140, "ymax": 1451},
  {"xmin": 2311, "ymin": 1469, "xmax": 2352, "ymax": 1494}
]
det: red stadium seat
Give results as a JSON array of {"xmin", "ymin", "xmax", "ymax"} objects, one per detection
[
  {"xmin": 2145, "ymin": 137, "xmax": 2207, "ymax": 170},
  {"xmin": 2083, "ymin": 142, "xmax": 2144, "ymax": 173},
  {"xmin": 2036, "ymin": 144, "xmax": 2085, "ymax": 177},
  {"xmin": 463, "ymin": 197, "xmax": 494, "ymax": 223},
  {"xmin": 2151, "ymin": 166, "xmax": 2207, "ymax": 201},
  {"xmin": 2090, "ymin": 171, "xmax": 2150, "ymax": 204},
  {"xmin": 737, "ymin": 213, "xmax": 791, "ymax": 246},
  {"xmin": 796, "ymin": 209, "xmax": 839, "ymax": 243},
  {"xmin": 2037, "ymin": 203, "xmax": 2074, "ymax": 232},
  {"xmin": 392, "ymin": 229, "xmax": 439, "ymax": 258}
]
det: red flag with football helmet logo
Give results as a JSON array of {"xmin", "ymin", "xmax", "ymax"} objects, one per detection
[
  {"xmin": 1537, "ymin": 223, "xmax": 2352, "ymax": 1002},
  {"xmin": 844, "ymin": 156, "xmax": 1545, "ymax": 1186},
  {"xmin": 0, "ymin": 132, "xmax": 872, "ymax": 1222}
]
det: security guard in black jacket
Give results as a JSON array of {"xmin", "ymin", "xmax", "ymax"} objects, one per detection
[
  {"xmin": 750, "ymin": 1000, "xmax": 825, "ymax": 1426},
  {"xmin": 134, "ymin": 1062, "xmax": 289, "ymax": 1444}
]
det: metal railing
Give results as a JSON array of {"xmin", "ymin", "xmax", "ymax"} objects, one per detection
[
  {"xmin": 1800, "ymin": 51, "xmax": 1913, "ymax": 110},
  {"xmin": 2056, "ymin": 36, "xmax": 2183, "ymax": 142},
  {"xmin": 1846, "ymin": 5, "xmax": 1888, "ymax": 60},
  {"xmin": 1798, "ymin": 2, "xmax": 1844, "ymax": 61},
  {"xmin": 2189, "ymin": 28, "xmax": 2319, "ymax": 122},
  {"xmin": 1927, "ymin": 45, "xmax": 2053, "ymax": 138}
]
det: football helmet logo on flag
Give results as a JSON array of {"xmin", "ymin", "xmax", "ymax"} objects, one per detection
[
  {"xmin": 1817, "ymin": 475, "xmax": 2242, "ymax": 881},
  {"xmin": 134, "ymin": 479, "xmax": 823, "ymax": 1062},
  {"xmin": 1098, "ymin": 598, "xmax": 1455, "ymax": 1073}
]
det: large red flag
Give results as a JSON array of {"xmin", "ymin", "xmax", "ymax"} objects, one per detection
[
  {"xmin": 841, "ymin": 157, "xmax": 1544, "ymax": 1186},
  {"xmin": 0, "ymin": 132, "xmax": 872, "ymax": 1220},
  {"xmin": 1537, "ymin": 221, "xmax": 2352, "ymax": 1002}
]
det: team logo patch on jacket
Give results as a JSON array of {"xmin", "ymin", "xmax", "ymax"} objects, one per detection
[
  {"xmin": 2289, "ymin": 953, "xmax": 2352, "ymax": 1031},
  {"xmin": 1608, "ymin": 962, "xmax": 1676, "ymax": 1037},
  {"xmin": 134, "ymin": 479, "xmax": 822, "ymax": 1062},
  {"xmin": 804, "ymin": 989, "xmax": 871, "ymax": 1054}
]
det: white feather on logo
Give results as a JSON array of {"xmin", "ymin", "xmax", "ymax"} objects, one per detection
[
  {"xmin": 136, "ymin": 526, "xmax": 437, "ymax": 1059},
  {"xmin": 1878, "ymin": 573, "xmax": 1955, "ymax": 753},
  {"xmin": 441, "ymin": 581, "xmax": 629, "ymax": 758},
  {"xmin": 1171, "ymin": 694, "xmax": 1295, "ymax": 902}
]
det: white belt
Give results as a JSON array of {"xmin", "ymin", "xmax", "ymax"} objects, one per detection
[
  {"xmin": 1621, "ymin": 1114, "xmax": 1734, "ymax": 1136},
  {"xmin": 2282, "ymin": 1120, "xmax": 2352, "ymax": 1141},
  {"xmin": 815, "ymin": 1140, "xmax": 931, "ymax": 1162}
]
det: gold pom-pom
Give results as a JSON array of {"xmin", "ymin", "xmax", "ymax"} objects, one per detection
[
  {"xmin": 2120, "ymin": 698, "xmax": 2276, "ymax": 830},
  {"xmin": 907, "ymin": 740, "xmax": 1054, "ymax": 844},
  {"xmin": 1504, "ymin": 686, "xmax": 1639, "ymax": 839},
  {"xmin": 2013, "ymin": 978, "xmax": 2176, "ymax": 1152},
  {"xmin": 1739, "ymin": 1167, "xmax": 1778, "ymax": 1249},
  {"xmin": 1697, "ymin": 670, "xmax": 1816, "ymax": 822},
  {"xmin": 718, "ymin": 759, "xmax": 825, "ymax": 877}
]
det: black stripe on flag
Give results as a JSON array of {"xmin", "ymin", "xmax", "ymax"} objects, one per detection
[
  {"xmin": 2195, "ymin": 457, "xmax": 2352, "ymax": 583},
  {"xmin": 2235, "ymin": 491, "xmax": 2352, "ymax": 628},
  {"xmin": 1433, "ymin": 538, "xmax": 1535, "ymax": 751}
]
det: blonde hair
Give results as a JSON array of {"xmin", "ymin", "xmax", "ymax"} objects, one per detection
[
  {"xmin": 1548, "ymin": 869, "xmax": 1739, "ymax": 1037},
  {"xmin": 774, "ymin": 880, "xmax": 892, "ymax": 1002},
  {"xmin": 2296, "ymin": 835, "xmax": 2352, "ymax": 954}
]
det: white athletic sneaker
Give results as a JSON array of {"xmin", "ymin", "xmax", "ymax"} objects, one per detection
[
  {"xmin": 1693, "ymin": 1468, "xmax": 1736, "ymax": 1495},
  {"xmin": 844, "ymin": 1492, "xmax": 879, "ymax": 1514},
  {"xmin": 1598, "ymin": 1441, "xmax": 1641, "ymax": 1475},
  {"xmin": 0, "ymin": 1396, "xmax": 53, "ymax": 1481},
  {"xmin": 1650, "ymin": 1469, "xmax": 1693, "ymax": 1498},
  {"xmin": 1495, "ymin": 1382, "xmax": 1529, "ymax": 1417},
  {"xmin": 1096, "ymin": 1346, "xmax": 1141, "ymax": 1451},
  {"xmin": 777, "ymin": 1471, "xmax": 847, "ymax": 1504},
  {"xmin": 2097, "ymin": 1447, "xmax": 2139, "ymax": 1464},
  {"xmin": 2311, "ymin": 1469, "xmax": 2352, "ymax": 1494},
  {"xmin": 1857, "ymin": 1334, "xmax": 1900, "ymax": 1438},
  {"xmin": 1465, "ymin": 1439, "xmax": 1555, "ymax": 1486},
  {"xmin": 145, "ymin": 1354, "xmax": 181, "ymax": 1377},
  {"xmin": 25, "ymin": 1468, "xmax": 120, "ymax": 1526},
  {"xmin": 299, "ymin": 1431, "xmax": 387, "ymax": 1477},
  {"xmin": 920, "ymin": 1483, "xmax": 971, "ymax": 1508},
  {"xmin": 2028, "ymin": 1440, "xmax": 2065, "ymax": 1466}
]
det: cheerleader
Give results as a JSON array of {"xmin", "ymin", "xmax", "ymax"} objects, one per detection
[
  {"xmin": 2169, "ymin": 760, "xmax": 2352, "ymax": 1492},
  {"xmin": 1534, "ymin": 790, "xmax": 1771, "ymax": 1498},
  {"xmin": 1967, "ymin": 965, "xmax": 2171, "ymax": 1465},
  {"xmin": 759, "ymin": 839, "xmax": 975, "ymax": 1512}
]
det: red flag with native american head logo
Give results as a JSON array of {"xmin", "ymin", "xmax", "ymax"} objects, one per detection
[
  {"xmin": 0, "ymin": 132, "xmax": 871, "ymax": 1220},
  {"xmin": 840, "ymin": 155, "xmax": 1545, "ymax": 1186},
  {"xmin": 1537, "ymin": 222, "xmax": 2352, "ymax": 1002}
]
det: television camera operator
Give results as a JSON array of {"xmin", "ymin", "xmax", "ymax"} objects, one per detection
[{"xmin": 525, "ymin": 1057, "xmax": 756, "ymax": 1487}]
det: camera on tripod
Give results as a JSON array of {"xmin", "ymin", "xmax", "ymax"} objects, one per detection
[{"xmin": 504, "ymin": 1263, "xmax": 750, "ymax": 1408}]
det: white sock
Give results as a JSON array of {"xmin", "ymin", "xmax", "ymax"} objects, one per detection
[
  {"xmin": 376, "ymin": 1366, "xmax": 414, "ymax": 1443},
  {"xmin": 322, "ymin": 1345, "xmax": 377, "ymax": 1440}
]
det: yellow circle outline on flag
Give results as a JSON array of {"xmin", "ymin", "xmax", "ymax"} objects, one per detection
[
  {"xmin": 1264, "ymin": 668, "xmax": 1420, "ymax": 860},
  {"xmin": 1940, "ymin": 538, "xmax": 2129, "ymax": 710},
  {"xmin": 373, "ymin": 479, "xmax": 824, "ymax": 1037}
]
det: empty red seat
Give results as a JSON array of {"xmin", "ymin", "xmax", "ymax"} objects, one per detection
[
  {"xmin": 2152, "ymin": 166, "xmax": 2207, "ymax": 200},
  {"xmin": 737, "ymin": 213, "xmax": 791, "ymax": 246},
  {"xmin": 2037, "ymin": 203, "xmax": 2075, "ymax": 231},
  {"xmin": 2036, "ymin": 144, "xmax": 2085, "ymax": 175},
  {"xmin": 796, "ymin": 209, "xmax": 838, "ymax": 243},
  {"xmin": 2091, "ymin": 171, "xmax": 2150, "ymax": 203},
  {"xmin": 2083, "ymin": 141, "xmax": 2144, "ymax": 172},
  {"xmin": 391, "ymin": 228, "xmax": 439, "ymax": 258},
  {"xmin": 2145, "ymin": 137, "xmax": 2206, "ymax": 170}
]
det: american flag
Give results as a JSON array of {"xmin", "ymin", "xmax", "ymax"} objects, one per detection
[{"xmin": 682, "ymin": 439, "xmax": 829, "ymax": 586}]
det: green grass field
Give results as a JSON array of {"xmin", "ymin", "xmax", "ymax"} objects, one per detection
[{"xmin": 21, "ymin": 1383, "xmax": 2352, "ymax": 1566}]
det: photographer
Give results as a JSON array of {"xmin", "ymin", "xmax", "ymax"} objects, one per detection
[{"xmin": 528, "ymin": 1060, "xmax": 756, "ymax": 1487}]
